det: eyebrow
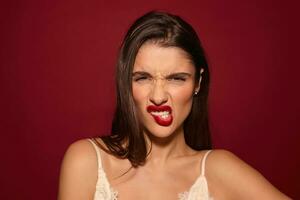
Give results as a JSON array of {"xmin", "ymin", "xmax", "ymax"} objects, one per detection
[
  {"xmin": 166, "ymin": 72, "xmax": 192, "ymax": 79},
  {"xmin": 132, "ymin": 71, "xmax": 192, "ymax": 78},
  {"xmin": 132, "ymin": 71, "xmax": 151, "ymax": 77}
]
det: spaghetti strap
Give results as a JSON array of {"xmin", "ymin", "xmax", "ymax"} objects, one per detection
[
  {"xmin": 201, "ymin": 150, "xmax": 212, "ymax": 176},
  {"xmin": 88, "ymin": 138, "xmax": 103, "ymax": 170}
]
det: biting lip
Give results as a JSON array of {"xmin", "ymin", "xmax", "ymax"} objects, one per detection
[
  {"xmin": 146, "ymin": 105, "xmax": 172, "ymax": 113},
  {"xmin": 146, "ymin": 105, "xmax": 173, "ymax": 126}
]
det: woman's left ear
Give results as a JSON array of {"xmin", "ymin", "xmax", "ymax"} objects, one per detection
[{"xmin": 194, "ymin": 68, "xmax": 204, "ymax": 95}]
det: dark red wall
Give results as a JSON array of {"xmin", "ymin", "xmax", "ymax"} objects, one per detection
[{"xmin": 1, "ymin": 0, "xmax": 299, "ymax": 199}]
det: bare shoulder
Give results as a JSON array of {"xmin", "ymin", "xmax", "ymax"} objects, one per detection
[
  {"xmin": 60, "ymin": 139, "xmax": 98, "ymax": 172},
  {"xmin": 58, "ymin": 138, "xmax": 98, "ymax": 200},
  {"xmin": 66, "ymin": 138, "xmax": 97, "ymax": 158},
  {"xmin": 205, "ymin": 149, "xmax": 246, "ymax": 170},
  {"xmin": 206, "ymin": 149, "xmax": 291, "ymax": 200}
]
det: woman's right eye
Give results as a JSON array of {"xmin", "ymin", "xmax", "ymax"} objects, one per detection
[{"xmin": 134, "ymin": 76, "xmax": 149, "ymax": 82}]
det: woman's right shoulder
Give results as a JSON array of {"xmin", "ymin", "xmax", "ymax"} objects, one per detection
[
  {"xmin": 60, "ymin": 137, "xmax": 111, "ymax": 170},
  {"xmin": 62, "ymin": 138, "xmax": 99, "ymax": 163},
  {"xmin": 58, "ymin": 138, "xmax": 102, "ymax": 200},
  {"xmin": 64, "ymin": 137, "xmax": 109, "ymax": 158}
]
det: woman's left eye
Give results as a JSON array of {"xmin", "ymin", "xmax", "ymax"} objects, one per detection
[{"xmin": 168, "ymin": 77, "xmax": 186, "ymax": 81}]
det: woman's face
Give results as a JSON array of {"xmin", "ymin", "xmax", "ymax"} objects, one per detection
[{"xmin": 132, "ymin": 42, "xmax": 200, "ymax": 138}]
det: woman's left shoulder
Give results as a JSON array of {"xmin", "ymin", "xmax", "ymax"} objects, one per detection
[
  {"xmin": 204, "ymin": 149, "xmax": 291, "ymax": 200},
  {"xmin": 205, "ymin": 149, "xmax": 243, "ymax": 168},
  {"xmin": 205, "ymin": 149, "xmax": 263, "ymax": 180},
  {"xmin": 205, "ymin": 148, "xmax": 271, "ymax": 185}
]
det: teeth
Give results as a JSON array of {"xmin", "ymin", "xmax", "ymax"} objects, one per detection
[
  {"xmin": 161, "ymin": 114, "xmax": 169, "ymax": 119},
  {"xmin": 151, "ymin": 111, "xmax": 169, "ymax": 115},
  {"xmin": 151, "ymin": 111, "xmax": 170, "ymax": 118}
]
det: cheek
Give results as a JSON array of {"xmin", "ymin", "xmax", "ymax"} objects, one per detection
[
  {"xmin": 170, "ymin": 84, "xmax": 194, "ymax": 102},
  {"xmin": 169, "ymin": 86, "xmax": 194, "ymax": 113},
  {"xmin": 132, "ymin": 85, "xmax": 148, "ymax": 107}
]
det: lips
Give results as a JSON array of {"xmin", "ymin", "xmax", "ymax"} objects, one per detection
[{"xmin": 146, "ymin": 105, "xmax": 173, "ymax": 126}]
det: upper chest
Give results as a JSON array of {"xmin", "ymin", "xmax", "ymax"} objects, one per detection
[{"xmin": 99, "ymin": 152, "xmax": 205, "ymax": 199}]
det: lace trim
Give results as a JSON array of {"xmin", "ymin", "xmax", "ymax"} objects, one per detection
[
  {"xmin": 110, "ymin": 188, "xmax": 118, "ymax": 200},
  {"xmin": 94, "ymin": 154, "xmax": 211, "ymax": 200},
  {"xmin": 178, "ymin": 191, "xmax": 189, "ymax": 200},
  {"xmin": 97, "ymin": 188, "xmax": 188, "ymax": 200},
  {"xmin": 94, "ymin": 170, "xmax": 118, "ymax": 200},
  {"xmin": 95, "ymin": 172, "xmax": 212, "ymax": 200}
]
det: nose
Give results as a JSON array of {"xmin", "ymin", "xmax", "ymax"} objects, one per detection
[{"xmin": 149, "ymin": 80, "xmax": 168, "ymax": 105}]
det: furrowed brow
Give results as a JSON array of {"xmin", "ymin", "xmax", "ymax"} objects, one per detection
[
  {"xmin": 166, "ymin": 72, "xmax": 192, "ymax": 78},
  {"xmin": 132, "ymin": 71, "xmax": 152, "ymax": 77}
]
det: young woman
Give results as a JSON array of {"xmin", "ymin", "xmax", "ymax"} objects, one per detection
[{"xmin": 58, "ymin": 11, "xmax": 291, "ymax": 200}]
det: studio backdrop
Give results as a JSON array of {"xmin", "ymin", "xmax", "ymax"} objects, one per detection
[{"xmin": 1, "ymin": 0, "xmax": 299, "ymax": 199}]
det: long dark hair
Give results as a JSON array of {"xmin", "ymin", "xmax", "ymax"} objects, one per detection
[{"xmin": 96, "ymin": 11, "xmax": 211, "ymax": 167}]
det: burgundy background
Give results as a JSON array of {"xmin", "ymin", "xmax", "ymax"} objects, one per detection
[{"xmin": 1, "ymin": 0, "xmax": 299, "ymax": 199}]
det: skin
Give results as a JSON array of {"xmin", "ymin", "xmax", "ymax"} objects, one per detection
[
  {"xmin": 58, "ymin": 43, "xmax": 291, "ymax": 200},
  {"xmin": 132, "ymin": 41, "xmax": 201, "ymax": 147}
]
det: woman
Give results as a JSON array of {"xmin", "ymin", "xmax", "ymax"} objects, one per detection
[{"xmin": 58, "ymin": 11, "xmax": 291, "ymax": 200}]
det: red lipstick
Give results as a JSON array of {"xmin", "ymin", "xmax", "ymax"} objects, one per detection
[{"xmin": 146, "ymin": 105, "xmax": 173, "ymax": 126}]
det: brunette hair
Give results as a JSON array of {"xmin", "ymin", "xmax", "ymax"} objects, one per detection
[{"xmin": 97, "ymin": 11, "xmax": 211, "ymax": 167}]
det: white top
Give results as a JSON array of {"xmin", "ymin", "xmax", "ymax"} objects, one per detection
[{"xmin": 88, "ymin": 139, "xmax": 213, "ymax": 200}]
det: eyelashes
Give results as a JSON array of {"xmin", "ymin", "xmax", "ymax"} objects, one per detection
[
  {"xmin": 133, "ymin": 76, "xmax": 149, "ymax": 82},
  {"xmin": 167, "ymin": 76, "xmax": 187, "ymax": 81},
  {"xmin": 132, "ymin": 71, "xmax": 192, "ymax": 85},
  {"xmin": 133, "ymin": 76, "xmax": 187, "ymax": 82}
]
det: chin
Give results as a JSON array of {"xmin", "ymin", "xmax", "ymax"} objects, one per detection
[{"xmin": 143, "ymin": 123, "xmax": 180, "ymax": 140}]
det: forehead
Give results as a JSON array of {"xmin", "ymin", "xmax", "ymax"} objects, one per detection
[{"xmin": 133, "ymin": 43, "xmax": 195, "ymax": 74}]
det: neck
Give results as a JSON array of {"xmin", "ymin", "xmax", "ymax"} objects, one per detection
[{"xmin": 143, "ymin": 127, "xmax": 194, "ymax": 167}]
